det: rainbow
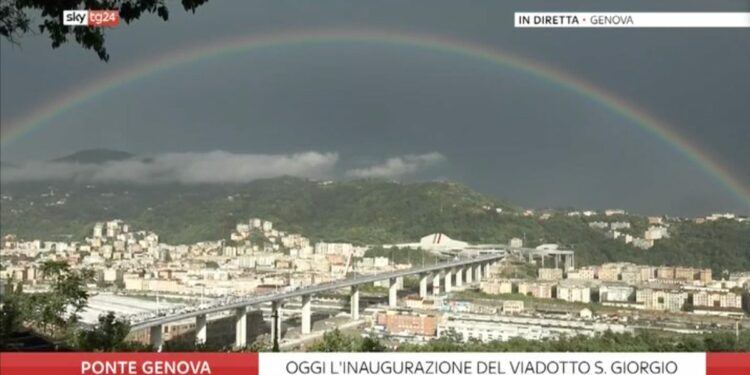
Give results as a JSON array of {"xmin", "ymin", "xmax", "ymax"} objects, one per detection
[{"xmin": 2, "ymin": 29, "xmax": 748, "ymax": 207}]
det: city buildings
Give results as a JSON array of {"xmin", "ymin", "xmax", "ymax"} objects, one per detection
[{"xmin": 2, "ymin": 214, "xmax": 748, "ymax": 349}]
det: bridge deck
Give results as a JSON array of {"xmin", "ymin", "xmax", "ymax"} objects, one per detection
[{"xmin": 129, "ymin": 252, "xmax": 508, "ymax": 331}]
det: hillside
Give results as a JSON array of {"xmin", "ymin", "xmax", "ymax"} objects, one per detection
[
  {"xmin": 51, "ymin": 149, "xmax": 134, "ymax": 164},
  {"xmin": 1, "ymin": 177, "xmax": 748, "ymax": 272},
  {"xmin": 0, "ymin": 177, "xmax": 515, "ymax": 243}
]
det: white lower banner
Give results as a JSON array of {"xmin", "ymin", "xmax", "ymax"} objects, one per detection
[
  {"xmin": 261, "ymin": 353, "xmax": 706, "ymax": 375},
  {"xmin": 514, "ymin": 12, "xmax": 750, "ymax": 28}
]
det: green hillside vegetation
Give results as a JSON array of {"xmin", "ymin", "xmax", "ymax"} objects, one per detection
[{"xmin": 1, "ymin": 177, "xmax": 748, "ymax": 272}]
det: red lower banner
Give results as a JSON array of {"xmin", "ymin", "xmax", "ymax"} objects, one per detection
[
  {"xmin": 0, "ymin": 353, "xmax": 258, "ymax": 375},
  {"xmin": 0, "ymin": 352, "xmax": 748, "ymax": 375},
  {"xmin": 706, "ymin": 353, "xmax": 750, "ymax": 375}
]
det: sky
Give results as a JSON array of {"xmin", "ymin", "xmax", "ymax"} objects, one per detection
[{"xmin": 0, "ymin": 0, "xmax": 748, "ymax": 216}]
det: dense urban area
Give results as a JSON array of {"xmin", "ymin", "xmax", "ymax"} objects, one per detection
[{"xmin": 1, "ymin": 177, "xmax": 749, "ymax": 352}]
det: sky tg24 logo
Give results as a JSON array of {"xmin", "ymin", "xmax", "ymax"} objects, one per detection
[{"xmin": 63, "ymin": 10, "xmax": 119, "ymax": 27}]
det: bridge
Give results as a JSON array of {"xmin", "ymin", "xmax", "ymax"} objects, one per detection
[{"xmin": 130, "ymin": 247, "xmax": 574, "ymax": 349}]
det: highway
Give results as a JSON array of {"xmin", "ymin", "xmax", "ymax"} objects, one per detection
[{"xmin": 129, "ymin": 251, "xmax": 507, "ymax": 331}]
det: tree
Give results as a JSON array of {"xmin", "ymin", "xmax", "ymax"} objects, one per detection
[
  {"xmin": 359, "ymin": 336, "xmax": 386, "ymax": 352},
  {"xmin": 21, "ymin": 261, "xmax": 94, "ymax": 336},
  {"xmin": 0, "ymin": 281, "xmax": 24, "ymax": 347},
  {"xmin": 76, "ymin": 312, "xmax": 130, "ymax": 351},
  {"xmin": 307, "ymin": 328, "xmax": 386, "ymax": 352},
  {"xmin": 308, "ymin": 328, "xmax": 354, "ymax": 352},
  {"xmin": 0, "ymin": 0, "xmax": 210, "ymax": 61},
  {"xmin": 244, "ymin": 337, "xmax": 272, "ymax": 352}
]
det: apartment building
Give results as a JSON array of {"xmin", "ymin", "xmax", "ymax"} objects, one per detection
[
  {"xmin": 538, "ymin": 268, "xmax": 563, "ymax": 280},
  {"xmin": 567, "ymin": 268, "xmax": 596, "ymax": 280},
  {"xmin": 375, "ymin": 310, "xmax": 438, "ymax": 337},
  {"xmin": 480, "ymin": 280, "xmax": 514, "ymax": 295},
  {"xmin": 637, "ymin": 288, "xmax": 688, "ymax": 312},
  {"xmin": 597, "ymin": 266, "xmax": 620, "ymax": 282},
  {"xmin": 599, "ymin": 284, "xmax": 634, "ymax": 303},
  {"xmin": 556, "ymin": 283, "xmax": 591, "ymax": 303},
  {"xmin": 692, "ymin": 290, "xmax": 743, "ymax": 310},
  {"xmin": 518, "ymin": 281, "xmax": 555, "ymax": 299},
  {"xmin": 657, "ymin": 267, "xmax": 676, "ymax": 280}
]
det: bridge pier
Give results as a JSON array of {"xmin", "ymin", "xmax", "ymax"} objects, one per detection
[
  {"xmin": 388, "ymin": 277, "xmax": 399, "ymax": 307},
  {"xmin": 563, "ymin": 254, "xmax": 575, "ymax": 271},
  {"xmin": 570, "ymin": 254, "xmax": 575, "ymax": 270},
  {"xmin": 234, "ymin": 307, "xmax": 247, "ymax": 349},
  {"xmin": 484, "ymin": 263, "xmax": 491, "ymax": 279},
  {"xmin": 350, "ymin": 286, "xmax": 360, "ymax": 320},
  {"xmin": 419, "ymin": 273, "xmax": 429, "ymax": 298},
  {"xmin": 455, "ymin": 268, "xmax": 463, "ymax": 287},
  {"xmin": 150, "ymin": 325, "xmax": 163, "ymax": 352},
  {"xmin": 444, "ymin": 269, "xmax": 453, "ymax": 293},
  {"xmin": 555, "ymin": 254, "xmax": 560, "ymax": 269},
  {"xmin": 465, "ymin": 266, "xmax": 473, "ymax": 284},
  {"xmin": 195, "ymin": 314, "xmax": 207, "ymax": 345},
  {"xmin": 301, "ymin": 294, "xmax": 312, "ymax": 335},
  {"xmin": 432, "ymin": 272, "xmax": 441, "ymax": 295},
  {"xmin": 271, "ymin": 301, "xmax": 282, "ymax": 344},
  {"xmin": 474, "ymin": 264, "xmax": 482, "ymax": 282}
]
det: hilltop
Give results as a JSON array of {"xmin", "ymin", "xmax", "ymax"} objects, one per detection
[
  {"xmin": 51, "ymin": 149, "xmax": 134, "ymax": 164},
  {"xmin": 1, "ymin": 176, "xmax": 748, "ymax": 272}
]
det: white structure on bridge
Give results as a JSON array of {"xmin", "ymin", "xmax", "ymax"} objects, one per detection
[{"xmin": 386, "ymin": 233, "xmax": 469, "ymax": 252}]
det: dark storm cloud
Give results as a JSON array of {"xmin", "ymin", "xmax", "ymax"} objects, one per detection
[{"xmin": 1, "ymin": 0, "xmax": 748, "ymax": 215}]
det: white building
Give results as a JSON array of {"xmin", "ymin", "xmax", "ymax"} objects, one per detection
[
  {"xmin": 502, "ymin": 300, "xmax": 524, "ymax": 314},
  {"xmin": 557, "ymin": 284, "xmax": 591, "ymax": 303},
  {"xmin": 438, "ymin": 313, "xmax": 631, "ymax": 343},
  {"xmin": 610, "ymin": 222, "xmax": 631, "ymax": 230},
  {"xmin": 599, "ymin": 284, "xmax": 634, "ymax": 303},
  {"xmin": 315, "ymin": 242, "xmax": 353, "ymax": 255},
  {"xmin": 644, "ymin": 226, "xmax": 669, "ymax": 241},
  {"xmin": 418, "ymin": 233, "xmax": 468, "ymax": 250},
  {"xmin": 262, "ymin": 221, "xmax": 273, "ymax": 232}
]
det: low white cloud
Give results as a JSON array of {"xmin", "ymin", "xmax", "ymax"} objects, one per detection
[
  {"xmin": 0, "ymin": 151, "xmax": 339, "ymax": 184},
  {"xmin": 346, "ymin": 152, "xmax": 446, "ymax": 179}
]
